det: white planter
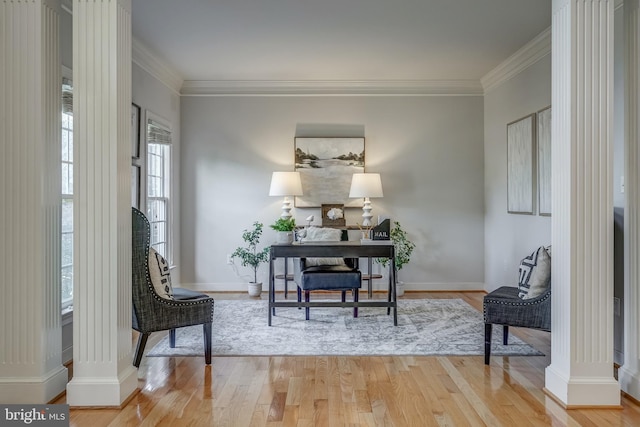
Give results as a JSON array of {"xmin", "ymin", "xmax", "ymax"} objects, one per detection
[
  {"xmin": 276, "ymin": 231, "xmax": 294, "ymax": 244},
  {"xmin": 248, "ymin": 282, "xmax": 262, "ymax": 297},
  {"xmin": 396, "ymin": 280, "xmax": 405, "ymax": 297}
]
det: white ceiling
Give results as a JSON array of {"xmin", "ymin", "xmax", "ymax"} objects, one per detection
[{"xmin": 131, "ymin": 0, "xmax": 551, "ymax": 83}]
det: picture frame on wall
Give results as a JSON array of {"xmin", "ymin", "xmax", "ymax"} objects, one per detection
[
  {"xmin": 507, "ymin": 113, "xmax": 536, "ymax": 214},
  {"xmin": 131, "ymin": 103, "xmax": 141, "ymax": 159},
  {"xmin": 294, "ymin": 137, "xmax": 365, "ymax": 208},
  {"xmin": 131, "ymin": 164, "xmax": 141, "ymax": 209},
  {"xmin": 537, "ymin": 106, "xmax": 552, "ymax": 216}
]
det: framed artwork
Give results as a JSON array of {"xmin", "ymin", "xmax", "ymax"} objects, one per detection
[
  {"xmin": 131, "ymin": 164, "xmax": 141, "ymax": 209},
  {"xmin": 507, "ymin": 113, "xmax": 536, "ymax": 214},
  {"xmin": 321, "ymin": 204, "xmax": 346, "ymax": 226},
  {"xmin": 537, "ymin": 106, "xmax": 552, "ymax": 216},
  {"xmin": 131, "ymin": 103, "xmax": 141, "ymax": 159},
  {"xmin": 294, "ymin": 137, "xmax": 365, "ymax": 208}
]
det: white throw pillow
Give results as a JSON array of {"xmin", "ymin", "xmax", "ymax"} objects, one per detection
[
  {"xmin": 517, "ymin": 246, "xmax": 551, "ymax": 299},
  {"xmin": 303, "ymin": 226, "xmax": 346, "ymax": 267},
  {"xmin": 148, "ymin": 248, "xmax": 174, "ymax": 299}
]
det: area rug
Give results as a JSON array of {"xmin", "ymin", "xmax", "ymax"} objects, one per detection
[{"xmin": 146, "ymin": 299, "xmax": 544, "ymax": 358}]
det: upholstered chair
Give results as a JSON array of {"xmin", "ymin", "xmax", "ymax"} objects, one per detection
[
  {"xmin": 131, "ymin": 207, "xmax": 214, "ymax": 367},
  {"xmin": 293, "ymin": 227, "xmax": 361, "ymax": 320},
  {"xmin": 483, "ymin": 246, "xmax": 552, "ymax": 365}
]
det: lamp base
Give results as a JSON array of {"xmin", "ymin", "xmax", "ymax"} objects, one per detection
[
  {"xmin": 361, "ymin": 198, "xmax": 373, "ymax": 227},
  {"xmin": 280, "ymin": 197, "xmax": 292, "ymax": 219}
]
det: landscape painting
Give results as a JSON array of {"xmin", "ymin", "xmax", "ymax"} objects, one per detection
[{"xmin": 294, "ymin": 137, "xmax": 365, "ymax": 208}]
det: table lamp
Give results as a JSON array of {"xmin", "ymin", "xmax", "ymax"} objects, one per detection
[
  {"xmin": 349, "ymin": 173, "xmax": 383, "ymax": 227},
  {"xmin": 269, "ymin": 171, "xmax": 303, "ymax": 219}
]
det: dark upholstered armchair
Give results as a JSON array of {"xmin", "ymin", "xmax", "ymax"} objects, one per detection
[
  {"xmin": 293, "ymin": 227, "xmax": 361, "ymax": 320},
  {"xmin": 294, "ymin": 258, "xmax": 361, "ymax": 320},
  {"xmin": 132, "ymin": 208, "xmax": 214, "ymax": 367},
  {"xmin": 483, "ymin": 286, "xmax": 551, "ymax": 364}
]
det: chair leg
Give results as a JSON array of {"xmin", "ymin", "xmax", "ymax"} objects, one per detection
[
  {"xmin": 305, "ymin": 291, "xmax": 310, "ymax": 320},
  {"xmin": 353, "ymin": 288, "xmax": 359, "ymax": 318},
  {"xmin": 297, "ymin": 287, "xmax": 302, "ymax": 309},
  {"xmin": 169, "ymin": 329, "xmax": 176, "ymax": 348},
  {"xmin": 133, "ymin": 332, "xmax": 150, "ymax": 368},
  {"xmin": 503, "ymin": 325, "xmax": 509, "ymax": 345},
  {"xmin": 341, "ymin": 291, "xmax": 346, "ymax": 302},
  {"xmin": 203, "ymin": 323, "xmax": 212, "ymax": 365},
  {"xmin": 484, "ymin": 323, "xmax": 492, "ymax": 365}
]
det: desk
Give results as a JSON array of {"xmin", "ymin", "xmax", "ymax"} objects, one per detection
[{"xmin": 268, "ymin": 241, "xmax": 397, "ymax": 326}]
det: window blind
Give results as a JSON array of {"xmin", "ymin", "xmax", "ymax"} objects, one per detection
[
  {"xmin": 62, "ymin": 77, "xmax": 73, "ymax": 114},
  {"xmin": 147, "ymin": 119, "xmax": 171, "ymax": 145}
]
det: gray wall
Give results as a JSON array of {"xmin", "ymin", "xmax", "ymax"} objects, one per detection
[
  {"xmin": 483, "ymin": 55, "xmax": 552, "ymax": 291},
  {"xmin": 132, "ymin": 63, "xmax": 182, "ymax": 279},
  {"xmin": 180, "ymin": 96, "xmax": 485, "ymax": 291}
]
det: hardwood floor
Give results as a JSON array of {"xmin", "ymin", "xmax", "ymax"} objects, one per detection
[{"xmin": 56, "ymin": 291, "xmax": 640, "ymax": 426}]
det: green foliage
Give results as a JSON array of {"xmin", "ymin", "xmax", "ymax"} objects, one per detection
[
  {"xmin": 270, "ymin": 217, "xmax": 296, "ymax": 232},
  {"xmin": 231, "ymin": 222, "xmax": 270, "ymax": 283},
  {"xmin": 377, "ymin": 221, "xmax": 415, "ymax": 271}
]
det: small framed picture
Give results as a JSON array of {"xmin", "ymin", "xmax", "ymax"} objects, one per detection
[
  {"xmin": 131, "ymin": 164, "xmax": 140, "ymax": 208},
  {"xmin": 131, "ymin": 103, "xmax": 141, "ymax": 159},
  {"xmin": 321, "ymin": 204, "xmax": 345, "ymax": 227}
]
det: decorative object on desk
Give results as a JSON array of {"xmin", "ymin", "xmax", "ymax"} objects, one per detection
[
  {"xmin": 349, "ymin": 172, "xmax": 383, "ymax": 226},
  {"xmin": 294, "ymin": 137, "xmax": 365, "ymax": 208},
  {"xmin": 321, "ymin": 203, "xmax": 346, "ymax": 226},
  {"xmin": 231, "ymin": 222, "xmax": 270, "ymax": 297},
  {"xmin": 270, "ymin": 217, "xmax": 296, "ymax": 244},
  {"xmin": 269, "ymin": 171, "xmax": 303, "ymax": 219},
  {"xmin": 507, "ymin": 113, "xmax": 535, "ymax": 214},
  {"xmin": 372, "ymin": 218, "xmax": 391, "ymax": 240},
  {"xmin": 356, "ymin": 222, "xmax": 375, "ymax": 241},
  {"xmin": 305, "ymin": 214, "xmax": 314, "ymax": 227},
  {"xmin": 377, "ymin": 221, "xmax": 415, "ymax": 296},
  {"xmin": 146, "ymin": 299, "xmax": 543, "ymax": 357}
]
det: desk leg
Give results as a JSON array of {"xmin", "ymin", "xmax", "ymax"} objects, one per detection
[
  {"xmin": 284, "ymin": 256, "xmax": 288, "ymax": 299},
  {"xmin": 269, "ymin": 257, "xmax": 274, "ymax": 326},
  {"xmin": 367, "ymin": 257, "xmax": 373, "ymax": 299},
  {"xmin": 391, "ymin": 261, "xmax": 397, "ymax": 325}
]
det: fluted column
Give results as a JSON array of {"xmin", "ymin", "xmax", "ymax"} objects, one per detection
[
  {"xmin": 0, "ymin": 0, "xmax": 68, "ymax": 403},
  {"xmin": 65, "ymin": 0, "xmax": 137, "ymax": 406},
  {"xmin": 620, "ymin": 0, "xmax": 640, "ymax": 401},
  {"xmin": 545, "ymin": 0, "xmax": 620, "ymax": 406}
]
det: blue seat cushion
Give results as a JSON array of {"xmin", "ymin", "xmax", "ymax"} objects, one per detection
[
  {"xmin": 299, "ymin": 265, "xmax": 362, "ymax": 291},
  {"xmin": 172, "ymin": 287, "xmax": 211, "ymax": 301}
]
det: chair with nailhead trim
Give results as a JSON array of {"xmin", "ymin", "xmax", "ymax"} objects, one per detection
[
  {"xmin": 483, "ymin": 286, "xmax": 551, "ymax": 365},
  {"xmin": 132, "ymin": 208, "xmax": 215, "ymax": 367}
]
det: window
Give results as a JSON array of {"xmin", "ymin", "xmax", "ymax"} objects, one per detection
[
  {"xmin": 61, "ymin": 76, "xmax": 73, "ymax": 309},
  {"xmin": 146, "ymin": 117, "xmax": 172, "ymax": 263}
]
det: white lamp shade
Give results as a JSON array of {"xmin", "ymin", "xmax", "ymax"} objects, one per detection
[
  {"xmin": 269, "ymin": 171, "xmax": 303, "ymax": 196},
  {"xmin": 349, "ymin": 173, "xmax": 383, "ymax": 198}
]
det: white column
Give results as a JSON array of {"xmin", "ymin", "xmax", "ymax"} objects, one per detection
[
  {"xmin": 545, "ymin": 0, "xmax": 620, "ymax": 406},
  {"xmin": 66, "ymin": 0, "xmax": 137, "ymax": 406},
  {"xmin": 619, "ymin": 0, "xmax": 640, "ymax": 400},
  {"xmin": 0, "ymin": 0, "xmax": 68, "ymax": 403}
]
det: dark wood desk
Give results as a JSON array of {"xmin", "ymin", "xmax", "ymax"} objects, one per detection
[{"xmin": 268, "ymin": 242, "xmax": 397, "ymax": 326}]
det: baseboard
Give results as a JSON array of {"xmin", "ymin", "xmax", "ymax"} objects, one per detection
[{"xmin": 182, "ymin": 282, "xmax": 486, "ymax": 293}]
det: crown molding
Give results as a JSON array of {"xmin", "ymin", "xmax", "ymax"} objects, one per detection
[
  {"xmin": 180, "ymin": 79, "xmax": 484, "ymax": 96},
  {"xmin": 481, "ymin": 27, "xmax": 551, "ymax": 94},
  {"xmin": 132, "ymin": 38, "xmax": 183, "ymax": 96}
]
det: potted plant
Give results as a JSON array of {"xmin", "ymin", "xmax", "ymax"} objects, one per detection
[
  {"xmin": 231, "ymin": 222, "xmax": 271, "ymax": 296},
  {"xmin": 270, "ymin": 217, "xmax": 296, "ymax": 243},
  {"xmin": 378, "ymin": 221, "xmax": 415, "ymax": 297}
]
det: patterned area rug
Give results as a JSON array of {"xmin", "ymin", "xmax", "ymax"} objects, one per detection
[{"xmin": 147, "ymin": 298, "xmax": 544, "ymax": 357}]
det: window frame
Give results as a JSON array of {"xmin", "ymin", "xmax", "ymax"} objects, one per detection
[
  {"xmin": 61, "ymin": 67, "xmax": 74, "ymax": 311},
  {"xmin": 145, "ymin": 112, "xmax": 173, "ymax": 265}
]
